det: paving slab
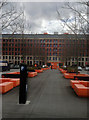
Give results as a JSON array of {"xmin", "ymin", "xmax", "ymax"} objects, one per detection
[{"xmin": 1, "ymin": 69, "xmax": 88, "ymax": 119}]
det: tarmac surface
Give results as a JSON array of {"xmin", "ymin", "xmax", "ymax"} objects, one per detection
[{"xmin": 1, "ymin": 69, "xmax": 88, "ymax": 119}]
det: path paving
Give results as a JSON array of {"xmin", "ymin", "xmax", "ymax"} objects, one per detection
[{"xmin": 2, "ymin": 69, "xmax": 88, "ymax": 119}]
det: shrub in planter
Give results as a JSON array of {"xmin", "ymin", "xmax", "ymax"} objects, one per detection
[
  {"xmin": 67, "ymin": 66, "xmax": 78, "ymax": 73},
  {"xmin": 27, "ymin": 67, "xmax": 35, "ymax": 72},
  {"xmin": 37, "ymin": 66, "xmax": 42, "ymax": 69}
]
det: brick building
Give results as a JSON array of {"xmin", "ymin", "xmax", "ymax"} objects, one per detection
[{"xmin": 1, "ymin": 33, "xmax": 89, "ymax": 67}]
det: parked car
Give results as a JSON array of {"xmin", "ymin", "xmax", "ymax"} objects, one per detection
[
  {"xmin": 42, "ymin": 65, "xmax": 46, "ymax": 68},
  {"xmin": 62, "ymin": 66, "xmax": 66, "ymax": 68},
  {"xmin": 85, "ymin": 67, "xmax": 89, "ymax": 71},
  {"xmin": 78, "ymin": 66, "xmax": 82, "ymax": 71},
  {"xmin": 13, "ymin": 65, "xmax": 20, "ymax": 69}
]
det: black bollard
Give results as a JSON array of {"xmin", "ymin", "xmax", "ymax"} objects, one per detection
[{"xmin": 19, "ymin": 63, "xmax": 28, "ymax": 104}]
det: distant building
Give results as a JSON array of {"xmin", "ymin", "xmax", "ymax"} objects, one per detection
[{"xmin": 1, "ymin": 33, "xmax": 89, "ymax": 67}]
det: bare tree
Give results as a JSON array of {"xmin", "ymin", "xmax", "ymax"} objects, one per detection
[
  {"xmin": 1, "ymin": 0, "xmax": 23, "ymax": 34},
  {"xmin": 57, "ymin": 1, "xmax": 89, "ymax": 70}
]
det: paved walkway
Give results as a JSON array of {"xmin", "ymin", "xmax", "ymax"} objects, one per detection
[{"xmin": 2, "ymin": 69, "xmax": 88, "ymax": 119}]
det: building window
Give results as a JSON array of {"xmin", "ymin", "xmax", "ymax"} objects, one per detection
[
  {"xmin": 82, "ymin": 58, "xmax": 84, "ymax": 61},
  {"xmin": 59, "ymin": 44, "xmax": 61, "ymax": 47},
  {"xmin": 27, "ymin": 57, "xmax": 29, "ymax": 60},
  {"xmin": 53, "ymin": 57, "xmax": 57, "ymax": 60},
  {"xmin": 43, "ymin": 44, "xmax": 45, "ymax": 47},
  {"xmin": 9, "ymin": 56, "xmax": 11, "ymax": 59},
  {"xmin": 53, "ymin": 49, "xmax": 55, "ymax": 51},
  {"xmin": 3, "ymin": 56, "xmax": 5, "ymax": 59},
  {"xmin": 59, "ymin": 49, "xmax": 61, "ymax": 51},
  {"xmin": 43, "ymin": 40, "xmax": 45, "ymax": 43},
  {"xmin": 86, "ymin": 58, "xmax": 88, "ymax": 61},
  {"xmin": 50, "ymin": 53, "xmax": 51, "ymax": 56},
  {"xmin": 40, "ymin": 40, "xmax": 42, "ymax": 43},
  {"xmin": 50, "ymin": 40, "xmax": 52, "ymax": 43},
  {"xmin": 15, "ymin": 48, "xmax": 17, "ymax": 51},
  {"xmin": 50, "ymin": 44, "xmax": 52, "ymax": 47},
  {"xmin": 78, "ymin": 58, "xmax": 81, "ymax": 61},
  {"xmin": 53, "ymin": 44, "xmax": 55, "ymax": 47},
  {"xmin": 49, "ymin": 57, "xmax": 51, "ymax": 60},
  {"xmin": 53, "ymin": 53, "xmax": 55, "ymax": 56},
  {"xmin": 56, "ymin": 40, "xmax": 58, "ymax": 43},
  {"xmin": 12, "ymin": 44, "xmax": 14, "ymax": 46},
  {"xmin": 47, "ymin": 40, "xmax": 49, "ymax": 42},
  {"xmin": 47, "ymin": 44, "xmax": 49, "ymax": 47},
  {"xmin": 30, "ymin": 57, "xmax": 32, "ymax": 60}
]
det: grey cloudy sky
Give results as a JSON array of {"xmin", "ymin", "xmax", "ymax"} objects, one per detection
[{"xmin": 3, "ymin": 1, "xmax": 88, "ymax": 34}]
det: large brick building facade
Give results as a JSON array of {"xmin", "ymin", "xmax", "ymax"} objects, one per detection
[{"xmin": 1, "ymin": 33, "xmax": 89, "ymax": 67}]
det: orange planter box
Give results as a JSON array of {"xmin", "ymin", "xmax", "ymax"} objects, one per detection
[
  {"xmin": 7, "ymin": 72, "xmax": 20, "ymax": 75},
  {"xmin": 70, "ymin": 80, "xmax": 80, "ymax": 89},
  {"xmin": 41, "ymin": 68, "xmax": 47, "ymax": 70},
  {"xmin": 28, "ymin": 72, "xmax": 37, "ymax": 77},
  {"xmin": 74, "ymin": 84, "xmax": 89, "ymax": 97},
  {"xmin": 35, "ymin": 69, "xmax": 43, "ymax": 73},
  {"xmin": 0, "ymin": 78, "xmax": 11, "ymax": 83},
  {"xmin": 0, "ymin": 78, "xmax": 20, "ymax": 87},
  {"xmin": 63, "ymin": 73, "xmax": 76, "ymax": 79},
  {"xmin": 64, "ymin": 73, "xmax": 89, "ymax": 79},
  {"xmin": 80, "ymin": 81, "xmax": 89, "ymax": 87},
  {"xmin": 59, "ymin": 68, "xmax": 67, "ymax": 73},
  {"xmin": 10, "ymin": 79, "xmax": 20, "ymax": 87},
  {"xmin": 0, "ymin": 82, "xmax": 13, "ymax": 94}
]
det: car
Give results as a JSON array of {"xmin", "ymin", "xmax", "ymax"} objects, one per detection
[
  {"xmin": 85, "ymin": 67, "xmax": 89, "ymax": 71},
  {"xmin": 13, "ymin": 65, "xmax": 20, "ymax": 69},
  {"xmin": 78, "ymin": 66, "xmax": 82, "ymax": 71},
  {"xmin": 42, "ymin": 65, "xmax": 46, "ymax": 68},
  {"xmin": 62, "ymin": 66, "xmax": 66, "ymax": 68}
]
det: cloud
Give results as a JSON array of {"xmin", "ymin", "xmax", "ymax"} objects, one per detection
[{"xmin": 2, "ymin": 2, "xmax": 88, "ymax": 34}]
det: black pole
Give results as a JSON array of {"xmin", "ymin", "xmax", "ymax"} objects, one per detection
[{"xmin": 19, "ymin": 63, "xmax": 28, "ymax": 104}]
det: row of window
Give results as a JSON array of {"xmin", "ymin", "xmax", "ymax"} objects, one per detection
[
  {"xmin": 3, "ymin": 43, "xmax": 63, "ymax": 47},
  {"xmin": 47, "ymin": 57, "xmax": 60, "ymax": 60},
  {"xmin": 3, "ymin": 39, "xmax": 65, "ymax": 43},
  {"xmin": 2, "ymin": 56, "xmax": 33, "ymax": 60},
  {"xmin": 2, "ymin": 56, "xmax": 60, "ymax": 61},
  {"xmin": 3, "ymin": 39, "xmax": 87, "ymax": 44},
  {"xmin": 72, "ymin": 57, "xmax": 89, "ymax": 61}
]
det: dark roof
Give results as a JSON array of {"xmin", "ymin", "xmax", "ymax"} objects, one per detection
[{"xmin": 1, "ymin": 34, "xmax": 89, "ymax": 39}]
